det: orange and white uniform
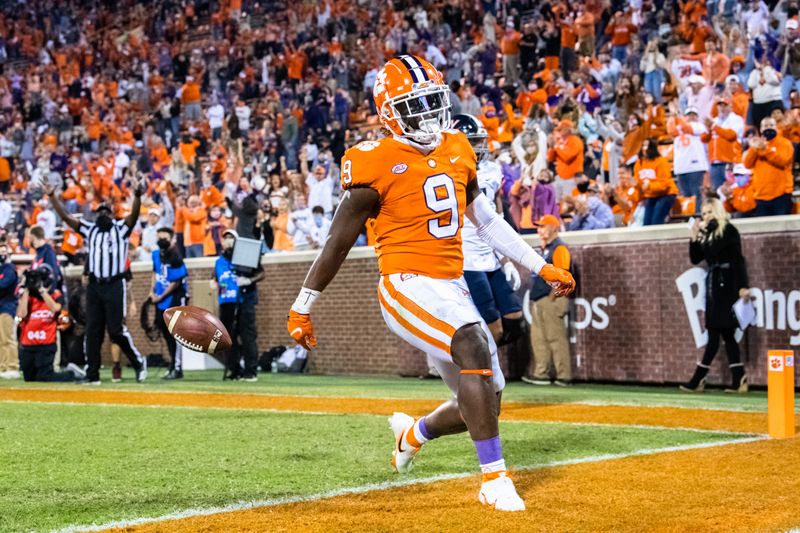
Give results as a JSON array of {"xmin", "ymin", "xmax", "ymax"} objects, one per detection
[
  {"xmin": 290, "ymin": 55, "xmax": 568, "ymax": 399},
  {"xmin": 341, "ymin": 132, "xmax": 503, "ymax": 390}
]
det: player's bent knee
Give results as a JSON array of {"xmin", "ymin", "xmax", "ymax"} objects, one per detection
[{"xmin": 451, "ymin": 323, "xmax": 491, "ymax": 370}]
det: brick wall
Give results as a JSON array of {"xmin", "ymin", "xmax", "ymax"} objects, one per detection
[{"xmin": 68, "ymin": 218, "xmax": 800, "ymax": 386}]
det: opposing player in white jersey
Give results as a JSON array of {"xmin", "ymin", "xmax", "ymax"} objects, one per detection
[{"xmin": 452, "ymin": 114, "xmax": 525, "ymax": 346}]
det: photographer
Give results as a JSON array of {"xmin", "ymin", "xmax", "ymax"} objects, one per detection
[
  {"xmin": 213, "ymin": 229, "xmax": 264, "ymax": 381},
  {"xmin": 0, "ymin": 242, "xmax": 19, "ymax": 379},
  {"xmin": 149, "ymin": 227, "xmax": 188, "ymax": 380},
  {"xmin": 16, "ymin": 265, "xmax": 83, "ymax": 382}
]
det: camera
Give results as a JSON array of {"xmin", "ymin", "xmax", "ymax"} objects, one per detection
[{"xmin": 24, "ymin": 266, "xmax": 53, "ymax": 295}]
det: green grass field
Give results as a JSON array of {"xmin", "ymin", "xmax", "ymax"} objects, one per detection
[{"xmin": 0, "ymin": 372, "xmax": 769, "ymax": 532}]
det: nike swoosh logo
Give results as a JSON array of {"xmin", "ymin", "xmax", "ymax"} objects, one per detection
[
  {"xmin": 449, "ymin": 155, "xmax": 460, "ymax": 163},
  {"xmin": 397, "ymin": 433, "xmax": 406, "ymax": 453}
]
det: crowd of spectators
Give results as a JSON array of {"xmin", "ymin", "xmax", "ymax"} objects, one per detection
[{"xmin": 0, "ymin": 0, "xmax": 798, "ymax": 265}]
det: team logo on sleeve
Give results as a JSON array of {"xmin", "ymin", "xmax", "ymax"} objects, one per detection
[
  {"xmin": 356, "ymin": 141, "xmax": 380, "ymax": 151},
  {"xmin": 391, "ymin": 163, "xmax": 408, "ymax": 174}
]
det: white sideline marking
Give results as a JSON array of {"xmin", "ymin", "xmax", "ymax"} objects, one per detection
[
  {"xmin": 52, "ymin": 435, "xmax": 765, "ymax": 533},
  {"xmin": 1, "ymin": 399, "xmax": 764, "ymax": 437},
  {"xmin": 571, "ymin": 399, "xmax": 769, "ymax": 413}
]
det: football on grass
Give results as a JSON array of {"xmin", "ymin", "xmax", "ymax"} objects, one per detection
[{"xmin": 163, "ymin": 306, "xmax": 232, "ymax": 355}]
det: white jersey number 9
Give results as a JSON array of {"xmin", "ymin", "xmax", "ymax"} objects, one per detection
[{"xmin": 423, "ymin": 173, "xmax": 459, "ymax": 239}]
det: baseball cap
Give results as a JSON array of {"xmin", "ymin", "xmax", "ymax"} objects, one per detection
[
  {"xmin": 731, "ymin": 55, "xmax": 746, "ymax": 65},
  {"xmin": 534, "ymin": 214, "xmax": 560, "ymax": 227},
  {"xmin": 222, "ymin": 229, "xmax": 239, "ymax": 239},
  {"xmin": 685, "ymin": 106, "xmax": 699, "ymax": 116},
  {"xmin": 726, "ymin": 74, "xmax": 741, "ymax": 85},
  {"xmin": 688, "ymin": 74, "xmax": 706, "ymax": 85},
  {"xmin": 732, "ymin": 163, "xmax": 752, "ymax": 175},
  {"xmin": 94, "ymin": 202, "xmax": 112, "ymax": 213}
]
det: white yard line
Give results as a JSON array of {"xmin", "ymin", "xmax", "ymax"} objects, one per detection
[{"xmin": 52, "ymin": 435, "xmax": 766, "ymax": 533}]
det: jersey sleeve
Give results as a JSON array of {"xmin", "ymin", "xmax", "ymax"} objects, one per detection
[{"xmin": 340, "ymin": 142, "xmax": 382, "ymax": 195}]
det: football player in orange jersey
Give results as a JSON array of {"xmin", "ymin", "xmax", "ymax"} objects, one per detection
[{"xmin": 287, "ymin": 55, "xmax": 574, "ymax": 511}]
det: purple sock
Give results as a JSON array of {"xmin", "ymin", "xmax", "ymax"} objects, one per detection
[
  {"xmin": 418, "ymin": 416, "xmax": 433, "ymax": 440},
  {"xmin": 473, "ymin": 436, "xmax": 503, "ymax": 465}
]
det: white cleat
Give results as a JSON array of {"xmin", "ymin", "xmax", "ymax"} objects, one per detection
[
  {"xmin": 478, "ymin": 473, "xmax": 526, "ymax": 512},
  {"xmin": 389, "ymin": 412, "xmax": 420, "ymax": 474}
]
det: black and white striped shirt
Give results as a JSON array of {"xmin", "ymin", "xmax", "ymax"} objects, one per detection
[{"xmin": 79, "ymin": 219, "xmax": 132, "ymax": 279}]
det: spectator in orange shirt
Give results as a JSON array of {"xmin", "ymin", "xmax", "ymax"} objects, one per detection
[
  {"xmin": 604, "ymin": 11, "xmax": 637, "ymax": 62},
  {"xmin": 702, "ymin": 96, "xmax": 745, "ymax": 188},
  {"xmin": 635, "ymin": 139, "xmax": 678, "ymax": 225},
  {"xmin": 500, "ymin": 20, "xmax": 522, "ymax": 86},
  {"xmin": 559, "ymin": 13, "xmax": 578, "ymax": 77},
  {"xmin": 179, "ymin": 195, "xmax": 208, "ymax": 258},
  {"xmin": 200, "ymin": 174, "xmax": 226, "ymax": 209},
  {"xmin": 719, "ymin": 164, "xmax": 756, "ymax": 217},
  {"xmin": 181, "ymin": 75, "xmax": 202, "ymax": 121},
  {"xmin": 725, "ymin": 75, "xmax": 750, "ymax": 119},
  {"xmin": 609, "ymin": 166, "xmax": 642, "ymax": 226},
  {"xmin": 548, "ymin": 120, "xmax": 585, "ymax": 199},
  {"xmin": 743, "ymin": 117, "xmax": 794, "ymax": 216},
  {"xmin": 516, "ymin": 78, "xmax": 548, "ymax": 119}
]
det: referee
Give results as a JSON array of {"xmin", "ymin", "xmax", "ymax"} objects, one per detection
[{"xmin": 45, "ymin": 174, "xmax": 147, "ymax": 385}]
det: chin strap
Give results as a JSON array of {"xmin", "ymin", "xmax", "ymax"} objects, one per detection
[{"xmin": 392, "ymin": 133, "xmax": 442, "ymax": 153}]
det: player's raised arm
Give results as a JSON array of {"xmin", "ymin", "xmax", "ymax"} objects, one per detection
[
  {"xmin": 464, "ymin": 179, "xmax": 575, "ymax": 296},
  {"xmin": 287, "ymin": 186, "xmax": 379, "ymax": 349}
]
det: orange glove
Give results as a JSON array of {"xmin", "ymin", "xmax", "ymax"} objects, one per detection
[
  {"xmin": 539, "ymin": 264, "xmax": 576, "ymax": 297},
  {"xmin": 288, "ymin": 309, "xmax": 317, "ymax": 349}
]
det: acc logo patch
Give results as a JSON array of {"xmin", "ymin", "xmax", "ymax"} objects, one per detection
[
  {"xmin": 391, "ymin": 163, "xmax": 408, "ymax": 174},
  {"xmin": 356, "ymin": 141, "xmax": 380, "ymax": 152}
]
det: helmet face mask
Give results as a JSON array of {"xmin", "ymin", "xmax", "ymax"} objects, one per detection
[
  {"xmin": 383, "ymin": 84, "xmax": 451, "ymax": 145},
  {"xmin": 451, "ymin": 113, "xmax": 489, "ymax": 162},
  {"xmin": 467, "ymin": 134, "xmax": 489, "ymax": 162}
]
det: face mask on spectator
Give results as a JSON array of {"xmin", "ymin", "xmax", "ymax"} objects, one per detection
[
  {"xmin": 314, "ymin": 214, "xmax": 324, "ymax": 227},
  {"xmin": 157, "ymin": 238, "xmax": 171, "ymax": 250},
  {"xmin": 576, "ymin": 181, "xmax": 590, "ymax": 193},
  {"xmin": 762, "ymin": 128, "xmax": 777, "ymax": 141},
  {"xmin": 735, "ymin": 174, "xmax": 750, "ymax": 188}
]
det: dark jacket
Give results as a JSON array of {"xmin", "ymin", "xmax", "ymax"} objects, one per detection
[
  {"xmin": 689, "ymin": 222, "xmax": 748, "ymax": 330},
  {"xmin": 0, "ymin": 261, "xmax": 18, "ymax": 316}
]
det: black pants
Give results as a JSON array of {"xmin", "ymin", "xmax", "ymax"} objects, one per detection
[
  {"xmin": 220, "ymin": 302, "xmax": 258, "ymax": 378},
  {"xmin": 20, "ymin": 345, "xmax": 74, "ymax": 382},
  {"xmin": 688, "ymin": 327, "xmax": 744, "ymax": 387},
  {"xmin": 155, "ymin": 303, "xmax": 182, "ymax": 372},
  {"xmin": 59, "ymin": 329, "xmax": 85, "ymax": 367},
  {"xmin": 85, "ymin": 279, "xmax": 143, "ymax": 381},
  {"xmin": 754, "ymin": 194, "xmax": 793, "ymax": 217}
]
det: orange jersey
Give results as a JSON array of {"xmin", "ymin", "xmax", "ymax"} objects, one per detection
[{"xmin": 341, "ymin": 132, "xmax": 476, "ymax": 279}]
